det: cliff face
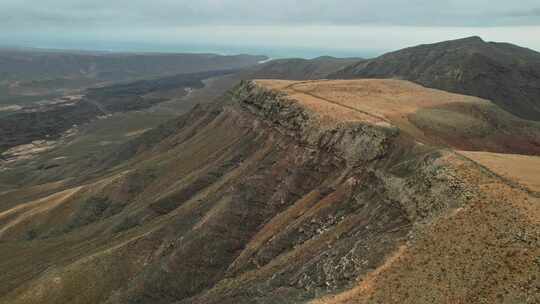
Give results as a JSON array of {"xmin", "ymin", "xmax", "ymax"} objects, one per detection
[
  {"xmin": 1, "ymin": 80, "xmax": 538, "ymax": 304},
  {"xmin": 234, "ymin": 81, "xmax": 397, "ymax": 163}
]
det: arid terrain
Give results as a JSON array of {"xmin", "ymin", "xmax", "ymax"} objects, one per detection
[
  {"xmin": 0, "ymin": 36, "xmax": 539, "ymax": 304},
  {"xmin": 257, "ymin": 80, "xmax": 540, "ymax": 303},
  {"xmin": 256, "ymin": 79, "xmax": 540, "ymax": 154},
  {"xmin": 332, "ymin": 36, "xmax": 540, "ymax": 121},
  {"xmin": 1, "ymin": 73, "xmax": 538, "ymax": 303},
  {"xmin": 0, "ymin": 48, "xmax": 266, "ymax": 106},
  {"xmin": 4, "ymin": 0, "xmax": 540, "ymax": 299},
  {"xmin": 459, "ymin": 151, "xmax": 540, "ymax": 192},
  {"xmin": 0, "ymin": 50, "xmax": 267, "ymax": 161}
]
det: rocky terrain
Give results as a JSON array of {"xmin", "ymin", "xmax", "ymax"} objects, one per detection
[
  {"xmin": 331, "ymin": 36, "xmax": 540, "ymax": 121},
  {"xmin": 0, "ymin": 79, "xmax": 538, "ymax": 304}
]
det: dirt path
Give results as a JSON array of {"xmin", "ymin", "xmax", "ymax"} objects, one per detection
[{"xmin": 288, "ymin": 83, "xmax": 391, "ymax": 124}]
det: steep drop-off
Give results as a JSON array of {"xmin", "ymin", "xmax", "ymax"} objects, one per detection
[{"xmin": 0, "ymin": 80, "xmax": 538, "ymax": 304}]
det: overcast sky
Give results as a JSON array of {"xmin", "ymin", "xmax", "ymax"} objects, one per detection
[{"xmin": 1, "ymin": 0, "xmax": 539, "ymax": 57}]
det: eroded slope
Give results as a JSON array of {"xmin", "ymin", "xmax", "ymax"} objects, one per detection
[{"xmin": 0, "ymin": 79, "xmax": 538, "ymax": 304}]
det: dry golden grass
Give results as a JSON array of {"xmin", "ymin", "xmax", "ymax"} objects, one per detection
[
  {"xmin": 0, "ymin": 186, "xmax": 82, "ymax": 239},
  {"xmin": 255, "ymin": 79, "xmax": 487, "ymax": 133},
  {"xmin": 310, "ymin": 152, "xmax": 540, "ymax": 304},
  {"xmin": 460, "ymin": 151, "xmax": 540, "ymax": 192},
  {"xmin": 0, "ymin": 179, "xmax": 69, "ymax": 212}
]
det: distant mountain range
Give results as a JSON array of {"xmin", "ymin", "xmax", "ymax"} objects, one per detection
[
  {"xmin": 242, "ymin": 56, "xmax": 362, "ymax": 80},
  {"xmin": 0, "ymin": 48, "xmax": 266, "ymax": 106},
  {"xmin": 0, "ymin": 48, "xmax": 266, "ymax": 82}
]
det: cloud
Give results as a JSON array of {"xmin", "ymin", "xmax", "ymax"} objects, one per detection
[
  {"xmin": 2, "ymin": 0, "xmax": 540, "ymax": 29},
  {"xmin": 505, "ymin": 8, "xmax": 540, "ymax": 17},
  {"xmin": 1, "ymin": 1, "xmax": 539, "ymax": 56}
]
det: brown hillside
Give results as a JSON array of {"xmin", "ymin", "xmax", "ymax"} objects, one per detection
[
  {"xmin": 256, "ymin": 79, "xmax": 540, "ymax": 154},
  {"xmin": 0, "ymin": 79, "xmax": 538, "ymax": 304},
  {"xmin": 330, "ymin": 37, "xmax": 540, "ymax": 121}
]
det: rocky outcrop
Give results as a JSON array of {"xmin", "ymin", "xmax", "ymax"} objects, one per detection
[
  {"xmin": 230, "ymin": 81, "xmax": 472, "ymax": 220},
  {"xmin": 232, "ymin": 81, "xmax": 398, "ymax": 164}
]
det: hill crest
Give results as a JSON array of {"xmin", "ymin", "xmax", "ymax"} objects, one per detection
[{"xmin": 330, "ymin": 36, "xmax": 540, "ymax": 120}]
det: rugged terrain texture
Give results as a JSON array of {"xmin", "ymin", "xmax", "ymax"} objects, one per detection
[
  {"xmin": 331, "ymin": 36, "xmax": 540, "ymax": 121},
  {"xmin": 0, "ymin": 80, "xmax": 539, "ymax": 304}
]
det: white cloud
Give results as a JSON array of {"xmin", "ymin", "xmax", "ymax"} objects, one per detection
[
  {"xmin": 2, "ymin": 0, "xmax": 540, "ymax": 28},
  {"xmin": 1, "ymin": 1, "xmax": 539, "ymax": 56}
]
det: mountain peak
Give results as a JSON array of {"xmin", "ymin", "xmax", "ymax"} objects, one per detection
[
  {"xmin": 459, "ymin": 35, "xmax": 484, "ymax": 43},
  {"xmin": 331, "ymin": 36, "xmax": 540, "ymax": 120},
  {"xmin": 432, "ymin": 36, "xmax": 486, "ymax": 47}
]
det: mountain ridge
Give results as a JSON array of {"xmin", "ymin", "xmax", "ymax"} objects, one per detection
[
  {"xmin": 0, "ymin": 37, "xmax": 539, "ymax": 304},
  {"xmin": 1, "ymin": 79, "xmax": 538, "ymax": 304},
  {"xmin": 330, "ymin": 36, "xmax": 540, "ymax": 120}
]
